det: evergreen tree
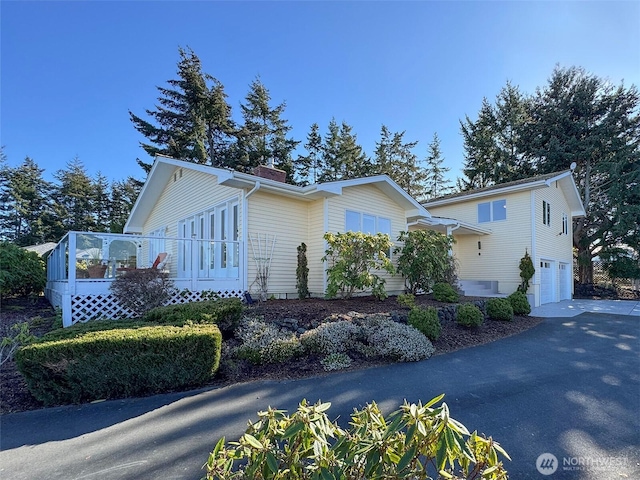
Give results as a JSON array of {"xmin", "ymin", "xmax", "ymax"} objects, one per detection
[
  {"xmin": 337, "ymin": 121, "xmax": 370, "ymax": 180},
  {"xmin": 93, "ymin": 172, "xmax": 111, "ymax": 232},
  {"xmin": 52, "ymin": 158, "xmax": 98, "ymax": 234},
  {"xmin": 460, "ymin": 98, "xmax": 500, "ymax": 189},
  {"xmin": 373, "ymin": 125, "xmax": 426, "ymax": 198},
  {"xmin": 0, "ymin": 156, "xmax": 53, "ymax": 245},
  {"xmin": 424, "ymin": 133, "xmax": 452, "ymax": 199},
  {"xmin": 522, "ymin": 66, "xmax": 640, "ymax": 283},
  {"xmin": 234, "ymin": 77, "xmax": 299, "ymax": 181},
  {"xmin": 109, "ymin": 177, "xmax": 141, "ymax": 233},
  {"xmin": 129, "ymin": 47, "xmax": 235, "ymax": 173},
  {"xmin": 319, "ymin": 119, "xmax": 342, "ymax": 182},
  {"xmin": 296, "ymin": 123, "xmax": 323, "ymax": 185}
]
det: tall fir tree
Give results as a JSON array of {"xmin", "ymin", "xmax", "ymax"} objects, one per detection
[
  {"xmin": 129, "ymin": 47, "xmax": 235, "ymax": 173},
  {"xmin": 337, "ymin": 121, "xmax": 370, "ymax": 180},
  {"xmin": 52, "ymin": 158, "xmax": 98, "ymax": 235},
  {"xmin": 93, "ymin": 172, "xmax": 111, "ymax": 232},
  {"xmin": 0, "ymin": 156, "xmax": 54, "ymax": 245},
  {"xmin": 522, "ymin": 66, "xmax": 640, "ymax": 283},
  {"xmin": 233, "ymin": 77, "xmax": 299, "ymax": 182},
  {"xmin": 318, "ymin": 119, "xmax": 342, "ymax": 182},
  {"xmin": 296, "ymin": 123, "xmax": 323, "ymax": 185},
  {"xmin": 373, "ymin": 125, "xmax": 426, "ymax": 198},
  {"xmin": 424, "ymin": 133, "xmax": 452, "ymax": 199},
  {"xmin": 109, "ymin": 177, "xmax": 141, "ymax": 233}
]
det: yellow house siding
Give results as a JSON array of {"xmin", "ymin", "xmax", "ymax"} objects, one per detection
[
  {"xmin": 533, "ymin": 184, "xmax": 575, "ymax": 302},
  {"xmin": 429, "ymin": 191, "xmax": 533, "ymax": 295},
  {"xmin": 307, "ymin": 199, "xmax": 326, "ymax": 296},
  {"xmin": 141, "ymin": 168, "xmax": 242, "ymax": 278},
  {"xmin": 246, "ymin": 191, "xmax": 308, "ymax": 297},
  {"xmin": 326, "ymin": 184, "xmax": 407, "ymax": 294}
]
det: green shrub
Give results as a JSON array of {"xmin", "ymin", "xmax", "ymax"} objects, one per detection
[
  {"xmin": 320, "ymin": 352, "xmax": 352, "ymax": 371},
  {"xmin": 16, "ymin": 324, "xmax": 222, "ymax": 406},
  {"xmin": 408, "ymin": 306, "xmax": 441, "ymax": 341},
  {"xmin": 235, "ymin": 317, "xmax": 303, "ymax": 364},
  {"xmin": 507, "ymin": 291, "xmax": 531, "ymax": 315},
  {"xmin": 396, "ymin": 293, "xmax": 416, "ymax": 308},
  {"xmin": 433, "ymin": 282, "xmax": 459, "ymax": 303},
  {"xmin": 0, "ymin": 241, "xmax": 46, "ymax": 299},
  {"xmin": 322, "ymin": 231, "xmax": 394, "ymax": 300},
  {"xmin": 296, "ymin": 243, "xmax": 310, "ymax": 299},
  {"xmin": 487, "ymin": 298, "xmax": 514, "ymax": 321},
  {"xmin": 109, "ymin": 269, "xmax": 175, "ymax": 316},
  {"xmin": 204, "ymin": 395, "xmax": 510, "ymax": 479},
  {"xmin": 394, "ymin": 230, "xmax": 457, "ymax": 294},
  {"xmin": 457, "ymin": 303, "xmax": 484, "ymax": 327},
  {"xmin": 517, "ymin": 250, "xmax": 535, "ymax": 293},
  {"xmin": 142, "ymin": 298, "xmax": 243, "ymax": 333},
  {"xmin": 300, "ymin": 320, "xmax": 361, "ymax": 355},
  {"xmin": 360, "ymin": 315, "xmax": 435, "ymax": 362}
]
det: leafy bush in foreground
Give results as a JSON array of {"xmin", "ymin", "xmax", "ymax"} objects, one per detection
[
  {"xmin": 204, "ymin": 395, "xmax": 510, "ymax": 479},
  {"xmin": 143, "ymin": 298, "xmax": 243, "ymax": 333},
  {"xmin": 507, "ymin": 291, "xmax": 531, "ymax": 315},
  {"xmin": 433, "ymin": 282, "xmax": 460, "ymax": 303},
  {"xmin": 457, "ymin": 303, "xmax": 484, "ymax": 327},
  {"xmin": 0, "ymin": 241, "xmax": 46, "ymax": 299},
  {"xmin": 408, "ymin": 305, "xmax": 441, "ymax": 341},
  {"xmin": 486, "ymin": 298, "xmax": 514, "ymax": 321},
  {"xmin": 16, "ymin": 324, "xmax": 221, "ymax": 405}
]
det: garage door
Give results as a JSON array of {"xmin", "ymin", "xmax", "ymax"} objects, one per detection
[
  {"xmin": 540, "ymin": 261, "xmax": 554, "ymax": 304},
  {"xmin": 559, "ymin": 263, "xmax": 571, "ymax": 300}
]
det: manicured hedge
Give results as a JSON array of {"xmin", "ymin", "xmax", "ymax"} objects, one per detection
[
  {"xmin": 16, "ymin": 324, "xmax": 222, "ymax": 406},
  {"xmin": 142, "ymin": 298, "xmax": 243, "ymax": 333},
  {"xmin": 486, "ymin": 297, "xmax": 514, "ymax": 321}
]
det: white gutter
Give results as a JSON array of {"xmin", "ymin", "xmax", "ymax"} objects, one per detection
[
  {"xmin": 242, "ymin": 181, "xmax": 261, "ymax": 294},
  {"xmin": 245, "ymin": 181, "xmax": 261, "ymax": 198}
]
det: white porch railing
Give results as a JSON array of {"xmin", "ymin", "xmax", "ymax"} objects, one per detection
[{"xmin": 46, "ymin": 232, "xmax": 244, "ymax": 327}]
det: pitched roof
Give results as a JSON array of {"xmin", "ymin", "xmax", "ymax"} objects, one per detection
[
  {"xmin": 124, "ymin": 156, "xmax": 430, "ymax": 233},
  {"xmin": 423, "ymin": 170, "xmax": 586, "ymax": 217}
]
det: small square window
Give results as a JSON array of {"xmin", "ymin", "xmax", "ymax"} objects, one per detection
[
  {"xmin": 478, "ymin": 202, "xmax": 491, "ymax": 223},
  {"xmin": 493, "ymin": 199, "xmax": 507, "ymax": 221}
]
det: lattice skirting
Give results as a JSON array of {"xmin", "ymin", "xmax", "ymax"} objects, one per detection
[{"xmin": 69, "ymin": 289, "xmax": 244, "ymax": 325}]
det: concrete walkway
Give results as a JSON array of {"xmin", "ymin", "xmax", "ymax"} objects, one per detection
[
  {"xmin": 531, "ymin": 298, "xmax": 640, "ymax": 317},
  {"xmin": 1, "ymin": 306, "xmax": 639, "ymax": 479}
]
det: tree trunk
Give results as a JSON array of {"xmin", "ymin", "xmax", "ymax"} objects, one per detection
[{"xmin": 577, "ymin": 245, "xmax": 593, "ymax": 284}]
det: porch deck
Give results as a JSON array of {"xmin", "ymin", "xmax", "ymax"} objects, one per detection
[{"xmin": 46, "ymin": 232, "xmax": 244, "ymax": 327}]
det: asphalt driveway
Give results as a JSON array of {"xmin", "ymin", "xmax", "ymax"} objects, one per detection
[{"xmin": 1, "ymin": 311, "xmax": 639, "ymax": 479}]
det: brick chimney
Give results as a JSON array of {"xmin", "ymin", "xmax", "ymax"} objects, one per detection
[{"xmin": 253, "ymin": 164, "xmax": 287, "ymax": 183}]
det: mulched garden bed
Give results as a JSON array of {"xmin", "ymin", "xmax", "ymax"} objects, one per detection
[{"xmin": 1, "ymin": 294, "xmax": 543, "ymax": 415}]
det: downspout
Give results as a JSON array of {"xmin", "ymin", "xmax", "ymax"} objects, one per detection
[
  {"xmin": 530, "ymin": 190, "xmax": 538, "ymax": 306},
  {"xmin": 243, "ymin": 181, "xmax": 261, "ymax": 293},
  {"xmin": 446, "ymin": 223, "xmax": 461, "ymax": 256}
]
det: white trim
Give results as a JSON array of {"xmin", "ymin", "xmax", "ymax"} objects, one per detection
[
  {"xmin": 530, "ymin": 190, "xmax": 537, "ymax": 296},
  {"xmin": 322, "ymin": 198, "xmax": 329, "ymax": 295}
]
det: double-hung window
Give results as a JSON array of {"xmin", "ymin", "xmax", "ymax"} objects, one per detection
[
  {"xmin": 478, "ymin": 199, "xmax": 506, "ymax": 223},
  {"xmin": 543, "ymin": 201, "xmax": 551, "ymax": 226},
  {"xmin": 562, "ymin": 213, "xmax": 569, "ymax": 235}
]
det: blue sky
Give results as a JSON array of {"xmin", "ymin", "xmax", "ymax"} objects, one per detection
[{"xmin": 2, "ymin": 1, "xmax": 638, "ymax": 184}]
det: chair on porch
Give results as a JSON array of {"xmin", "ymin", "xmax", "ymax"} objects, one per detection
[{"xmin": 116, "ymin": 252, "xmax": 169, "ymax": 274}]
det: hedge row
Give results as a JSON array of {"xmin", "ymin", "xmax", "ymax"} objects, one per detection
[
  {"xmin": 142, "ymin": 298, "xmax": 243, "ymax": 333},
  {"xmin": 16, "ymin": 324, "xmax": 222, "ymax": 406}
]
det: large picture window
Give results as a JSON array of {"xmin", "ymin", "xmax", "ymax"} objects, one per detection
[
  {"xmin": 345, "ymin": 210, "xmax": 392, "ymax": 236},
  {"xmin": 478, "ymin": 199, "xmax": 506, "ymax": 223}
]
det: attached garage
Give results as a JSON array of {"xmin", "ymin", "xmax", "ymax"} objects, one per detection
[
  {"xmin": 559, "ymin": 263, "xmax": 572, "ymax": 300},
  {"xmin": 540, "ymin": 260, "xmax": 555, "ymax": 304}
]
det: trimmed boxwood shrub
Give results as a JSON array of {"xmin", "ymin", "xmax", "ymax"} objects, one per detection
[
  {"xmin": 507, "ymin": 291, "xmax": 531, "ymax": 315},
  {"xmin": 15, "ymin": 324, "xmax": 222, "ymax": 406},
  {"xmin": 0, "ymin": 241, "xmax": 46, "ymax": 299},
  {"xmin": 457, "ymin": 303, "xmax": 484, "ymax": 327},
  {"xmin": 142, "ymin": 298, "xmax": 243, "ymax": 333},
  {"xmin": 432, "ymin": 282, "xmax": 459, "ymax": 303},
  {"xmin": 486, "ymin": 298, "xmax": 514, "ymax": 321},
  {"xmin": 408, "ymin": 306, "xmax": 441, "ymax": 341}
]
